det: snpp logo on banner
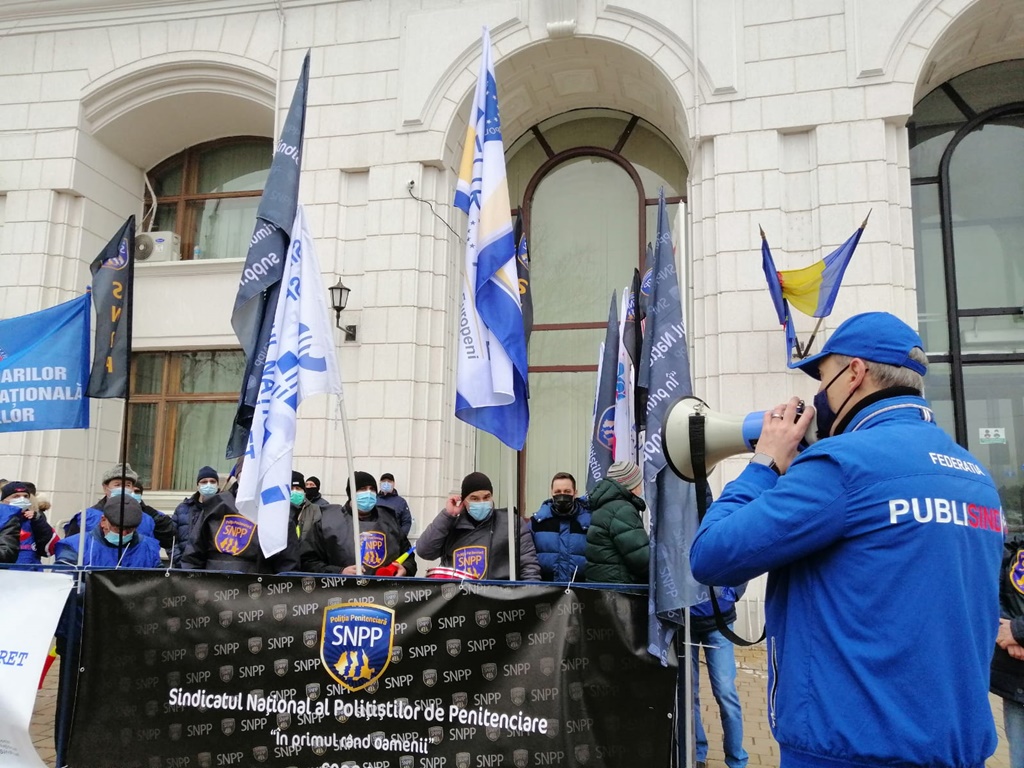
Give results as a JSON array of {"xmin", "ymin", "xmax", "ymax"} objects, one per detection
[{"xmin": 320, "ymin": 603, "xmax": 395, "ymax": 692}]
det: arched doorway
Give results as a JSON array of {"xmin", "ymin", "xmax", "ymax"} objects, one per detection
[
  {"xmin": 909, "ymin": 59, "xmax": 1024, "ymax": 527},
  {"xmin": 476, "ymin": 109, "xmax": 687, "ymax": 515}
]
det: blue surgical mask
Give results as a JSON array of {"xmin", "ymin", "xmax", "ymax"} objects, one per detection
[
  {"xmin": 8, "ymin": 497, "xmax": 31, "ymax": 510},
  {"xmin": 356, "ymin": 491, "xmax": 377, "ymax": 512},
  {"xmin": 104, "ymin": 531, "xmax": 133, "ymax": 545},
  {"xmin": 813, "ymin": 363, "xmax": 854, "ymax": 439},
  {"xmin": 380, "ymin": 482, "xmax": 394, "ymax": 493},
  {"xmin": 467, "ymin": 501, "xmax": 493, "ymax": 522},
  {"xmin": 198, "ymin": 482, "xmax": 218, "ymax": 498},
  {"xmin": 130, "ymin": 492, "xmax": 142, "ymax": 503},
  {"xmin": 290, "ymin": 490, "xmax": 306, "ymax": 506},
  {"xmin": 108, "ymin": 487, "xmax": 124, "ymax": 497}
]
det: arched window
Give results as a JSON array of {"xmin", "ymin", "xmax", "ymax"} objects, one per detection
[
  {"xmin": 909, "ymin": 59, "xmax": 1024, "ymax": 527},
  {"xmin": 145, "ymin": 137, "xmax": 273, "ymax": 260},
  {"xmin": 478, "ymin": 109, "xmax": 687, "ymax": 513}
]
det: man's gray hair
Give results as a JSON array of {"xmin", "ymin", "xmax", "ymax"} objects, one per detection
[{"xmin": 831, "ymin": 348, "xmax": 928, "ymax": 393}]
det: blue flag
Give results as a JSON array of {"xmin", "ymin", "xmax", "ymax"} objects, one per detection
[
  {"xmin": 643, "ymin": 191, "xmax": 706, "ymax": 665},
  {"xmin": 453, "ymin": 28, "xmax": 528, "ymax": 450},
  {"xmin": 0, "ymin": 294, "xmax": 90, "ymax": 432},
  {"xmin": 227, "ymin": 51, "xmax": 310, "ymax": 459},
  {"xmin": 586, "ymin": 292, "xmax": 618, "ymax": 494}
]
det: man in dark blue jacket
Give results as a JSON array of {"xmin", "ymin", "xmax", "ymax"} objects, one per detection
[
  {"xmin": 690, "ymin": 312, "xmax": 1004, "ymax": 768},
  {"xmin": 529, "ymin": 471, "xmax": 590, "ymax": 582},
  {"xmin": 377, "ymin": 472, "xmax": 413, "ymax": 537},
  {"xmin": 55, "ymin": 495, "xmax": 162, "ymax": 569},
  {"xmin": 171, "ymin": 465, "xmax": 220, "ymax": 567}
]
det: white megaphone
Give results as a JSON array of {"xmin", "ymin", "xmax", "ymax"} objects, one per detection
[{"xmin": 662, "ymin": 396, "xmax": 817, "ymax": 481}]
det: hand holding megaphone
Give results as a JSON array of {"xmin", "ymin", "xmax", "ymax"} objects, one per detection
[
  {"xmin": 663, "ymin": 395, "xmax": 817, "ymax": 480},
  {"xmin": 755, "ymin": 397, "xmax": 816, "ymax": 474}
]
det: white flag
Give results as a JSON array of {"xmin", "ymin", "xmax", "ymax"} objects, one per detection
[
  {"xmin": 0, "ymin": 570, "xmax": 72, "ymax": 768},
  {"xmin": 613, "ymin": 287, "xmax": 636, "ymax": 462},
  {"xmin": 237, "ymin": 206, "xmax": 342, "ymax": 556}
]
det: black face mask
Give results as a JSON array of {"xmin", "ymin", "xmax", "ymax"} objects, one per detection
[
  {"xmin": 813, "ymin": 363, "xmax": 858, "ymax": 439},
  {"xmin": 305, "ymin": 487, "xmax": 320, "ymax": 502},
  {"xmin": 551, "ymin": 494, "xmax": 575, "ymax": 515}
]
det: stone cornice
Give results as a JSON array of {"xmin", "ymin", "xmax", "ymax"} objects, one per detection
[{"xmin": 0, "ymin": 0, "xmax": 344, "ymax": 33}]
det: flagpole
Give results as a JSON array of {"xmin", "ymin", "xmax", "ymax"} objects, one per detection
[
  {"xmin": 115, "ymin": 220, "xmax": 136, "ymax": 563},
  {"xmin": 334, "ymin": 389, "xmax": 361, "ymax": 576},
  {"xmin": 801, "ymin": 316, "xmax": 825, "ymax": 358},
  {"xmin": 76, "ymin": 398, "xmax": 104, "ymax": 574},
  {"xmin": 506, "ymin": 448, "xmax": 516, "ymax": 579}
]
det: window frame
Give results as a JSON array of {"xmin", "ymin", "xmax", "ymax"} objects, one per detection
[
  {"xmin": 144, "ymin": 136, "xmax": 272, "ymax": 261},
  {"xmin": 128, "ymin": 349, "xmax": 244, "ymax": 490}
]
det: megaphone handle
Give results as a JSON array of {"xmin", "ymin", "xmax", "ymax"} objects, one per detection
[{"xmin": 688, "ymin": 413, "xmax": 710, "ymax": 522}]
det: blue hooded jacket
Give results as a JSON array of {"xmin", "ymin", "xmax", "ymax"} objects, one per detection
[
  {"xmin": 691, "ymin": 394, "xmax": 1003, "ymax": 768},
  {"xmin": 55, "ymin": 527, "xmax": 162, "ymax": 569},
  {"xmin": 529, "ymin": 498, "xmax": 590, "ymax": 582}
]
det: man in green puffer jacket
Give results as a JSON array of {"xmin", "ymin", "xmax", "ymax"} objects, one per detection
[{"xmin": 585, "ymin": 461, "xmax": 649, "ymax": 584}]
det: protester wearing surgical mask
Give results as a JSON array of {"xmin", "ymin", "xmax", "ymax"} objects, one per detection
[
  {"xmin": 0, "ymin": 480, "xmax": 57, "ymax": 565},
  {"xmin": 180, "ymin": 456, "xmax": 300, "ymax": 574},
  {"xmin": 417, "ymin": 472, "xmax": 540, "ymax": 581},
  {"xmin": 171, "ymin": 466, "xmax": 220, "ymax": 568},
  {"xmin": 528, "ymin": 472, "xmax": 590, "ymax": 582},
  {"xmin": 690, "ymin": 312, "xmax": 1004, "ymax": 768},
  {"xmin": 64, "ymin": 463, "xmax": 175, "ymax": 554},
  {"xmin": 585, "ymin": 461, "xmax": 649, "ymax": 584},
  {"xmin": 55, "ymin": 495, "xmax": 161, "ymax": 568},
  {"xmin": 377, "ymin": 472, "xmax": 413, "ymax": 537},
  {"xmin": 287, "ymin": 470, "xmax": 321, "ymax": 539},
  {"xmin": 299, "ymin": 471, "xmax": 416, "ymax": 576}
]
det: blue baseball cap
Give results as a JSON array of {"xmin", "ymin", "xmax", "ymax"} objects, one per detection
[{"xmin": 793, "ymin": 312, "xmax": 927, "ymax": 380}]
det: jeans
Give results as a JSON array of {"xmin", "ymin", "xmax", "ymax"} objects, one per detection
[
  {"xmin": 692, "ymin": 625, "xmax": 748, "ymax": 768},
  {"xmin": 1005, "ymin": 697, "xmax": 1024, "ymax": 768}
]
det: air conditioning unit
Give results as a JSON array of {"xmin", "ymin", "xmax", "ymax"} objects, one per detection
[{"xmin": 135, "ymin": 231, "xmax": 181, "ymax": 262}]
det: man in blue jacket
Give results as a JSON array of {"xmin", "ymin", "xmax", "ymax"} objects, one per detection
[
  {"xmin": 690, "ymin": 312, "xmax": 1004, "ymax": 768},
  {"xmin": 529, "ymin": 471, "xmax": 590, "ymax": 582}
]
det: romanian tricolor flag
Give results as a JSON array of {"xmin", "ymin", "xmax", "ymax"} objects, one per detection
[{"xmin": 761, "ymin": 213, "xmax": 869, "ymax": 364}]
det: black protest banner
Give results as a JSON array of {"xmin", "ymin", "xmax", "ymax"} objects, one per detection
[{"xmin": 68, "ymin": 571, "xmax": 676, "ymax": 768}]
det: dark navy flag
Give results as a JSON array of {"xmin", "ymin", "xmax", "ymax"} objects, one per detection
[
  {"xmin": 87, "ymin": 216, "xmax": 134, "ymax": 399},
  {"xmin": 0, "ymin": 294, "xmax": 90, "ymax": 432},
  {"xmin": 586, "ymin": 292, "xmax": 618, "ymax": 494},
  {"xmin": 514, "ymin": 213, "xmax": 533, "ymax": 345},
  {"xmin": 227, "ymin": 50, "xmax": 310, "ymax": 459},
  {"xmin": 642, "ymin": 191, "xmax": 706, "ymax": 665}
]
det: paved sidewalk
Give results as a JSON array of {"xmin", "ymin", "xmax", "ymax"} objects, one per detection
[
  {"xmin": 31, "ymin": 648, "xmax": 1013, "ymax": 767},
  {"xmin": 696, "ymin": 646, "xmax": 1012, "ymax": 768}
]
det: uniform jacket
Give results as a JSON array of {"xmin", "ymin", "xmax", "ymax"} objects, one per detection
[
  {"xmin": 171, "ymin": 494, "xmax": 204, "ymax": 568},
  {"xmin": 377, "ymin": 491, "xmax": 413, "ymax": 537},
  {"xmin": 55, "ymin": 527, "xmax": 162, "ymax": 568},
  {"xmin": 0, "ymin": 505, "xmax": 22, "ymax": 564},
  {"xmin": 417, "ymin": 507, "xmax": 541, "ymax": 581},
  {"xmin": 180, "ymin": 488, "xmax": 299, "ymax": 574},
  {"xmin": 299, "ymin": 503, "xmax": 417, "ymax": 576},
  {"xmin": 992, "ymin": 537, "xmax": 1024, "ymax": 705},
  {"xmin": 529, "ymin": 498, "xmax": 590, "ymax": 582},
  {"xmin": 584, "ymin": 479, "xmax": 649, "ymax": 584},
  {"xmin": 691, "ymin": 392, "xmax": 1004, "ymax": 768},
  {"xmin": 66, "ymin": 497, "xmax": 175, "ymax": 550}
]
